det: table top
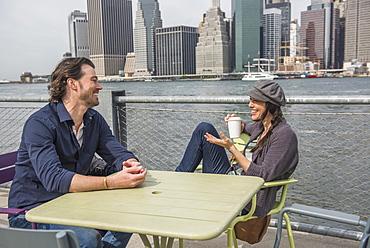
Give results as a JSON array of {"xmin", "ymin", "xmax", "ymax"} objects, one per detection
[{"xmin": 26, "ymin": 170, "xmax": 264, "ymax": 240}]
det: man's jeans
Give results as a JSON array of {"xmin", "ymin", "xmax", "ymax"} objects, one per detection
[
  {"xmin": 175, "ymin": 122, "xmax": 230, "ymax": 174},
  {"xmin": 8, "ymin": 214, "xmax": 132, "ymax": 248}
]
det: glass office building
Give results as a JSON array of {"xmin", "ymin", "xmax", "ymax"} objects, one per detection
[
  {"xmin": 263, "ymin": 8, "xmax": 281, "ymax": 72},
  {"xmin": 68, "ymin": 10, "xmax": 89, "ymax": 58},
  {"xmin": 345, "ymin": 0, "xmax": 370, "ymax": 62},
  {"xmin": 265, "ymin": 1, "xmax": 291, "ymax": 57},
  {"xmin": 232, "ymin": 0, "xmax": 263, "ymax": 72},
  {"xmin": 301, "ymin": 1, "xmax": 340, "ymax": 69},
  {"xmin": 134, "ymin": 0, "xmax": 162, "ymax": 76},
  {"xmin": 155, "ymin": 26, "xmax": 198, "ymax": 76}
]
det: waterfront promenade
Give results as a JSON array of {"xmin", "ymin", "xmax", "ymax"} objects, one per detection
[
  {"xmin": 1, "ymin": 80, "xmax": 368, "ymax": 247},
  {"xmin": 0, "ymin": 187, "xmax": 361, "ymax": 247}
]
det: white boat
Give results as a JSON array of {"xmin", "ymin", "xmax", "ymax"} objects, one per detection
[{"xmin": 241, "ymin": 72, "xmax": 276, "ymax": 81}]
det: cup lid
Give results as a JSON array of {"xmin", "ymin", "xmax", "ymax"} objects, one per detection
[{"xmin": 228, "ymin": 117, "xmax": 242, "ymax": 121}]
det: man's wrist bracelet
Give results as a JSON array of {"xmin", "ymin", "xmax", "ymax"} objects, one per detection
[{"xmin": 103, "ymin": 177, "xmax": 109, "ymax": 189}]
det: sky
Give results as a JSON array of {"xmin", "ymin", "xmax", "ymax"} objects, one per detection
[{"xmin": 0, "ymin": 0, "xmax": 311, "ymax": 81}]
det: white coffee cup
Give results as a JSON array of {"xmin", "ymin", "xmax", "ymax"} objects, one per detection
[{"xmin": 227, "ymin": 117, "xmax": 242, "ymax": 138}]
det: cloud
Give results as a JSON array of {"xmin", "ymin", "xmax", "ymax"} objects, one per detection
[{"xmin": 0, "ymin": 0, "xmax": 86, "ymax": 80}]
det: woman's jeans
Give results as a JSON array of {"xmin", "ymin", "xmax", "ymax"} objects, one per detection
[
  {"xmin": 8, "ymin": 214, "xmax": 132, "ymax": 248},
  {"xmin": 175, "ymin": 122, "xmax": 230, "ymax": 174}
]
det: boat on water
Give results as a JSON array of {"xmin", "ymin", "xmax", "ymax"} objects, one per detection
[
  {"xmin": 307, "ymin": 73, "xmax": 324, "ymax": 78},
  {"xmin": 241, "ymin": 72, "xmax": 277, "ymax": 81},
  {"xmin": 0, "ymin": 80, "xmax": 11, "ymax": 84},
  {"xmin": 203, "ymin": 77, "xmax": 221, "ymax": 81}
]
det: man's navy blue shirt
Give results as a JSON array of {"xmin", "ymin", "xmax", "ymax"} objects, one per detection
[{"xmin": 9, "ymin": 101, "xmax": 138, "ymax": 209}]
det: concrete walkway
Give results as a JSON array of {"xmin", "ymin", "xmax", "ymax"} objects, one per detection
[{"xmin": 0, "ymin": 187, "xmax": 360, "ymax": 247}]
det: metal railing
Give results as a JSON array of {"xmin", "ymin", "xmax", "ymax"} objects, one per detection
[{"xmin": 1, "ymin": 94, "xmax": 369, "ymax": 235}]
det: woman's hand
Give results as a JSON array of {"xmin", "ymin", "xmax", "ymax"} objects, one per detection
[
  {"xmin": 224, "ymin": 114, "xmax": 238, "ymax": 124},
  {"xmin": 224, "ymin": 114, "xmax": 244, "ymax": 132},
  {"xmin": 204, "ymin": 132, "xmax": 234, "ymax": 151}
]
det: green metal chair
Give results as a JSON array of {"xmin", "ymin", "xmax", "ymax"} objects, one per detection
[
  {"xmin": 193, "ymin": 133, "xmax": 297, "ymax": 248},
  {"xmin": 0, "ymin": 226, "xmax": 80, "ymax": 248},
  {"xmin": 225, "ymin": 178, "xmax": 297, "ymax": 248},
  {"xmin": 224, "ymin": 133, "xmax": 297, "ymax": 247}
]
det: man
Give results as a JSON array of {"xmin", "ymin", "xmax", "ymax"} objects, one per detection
[{"xmin": 8, "ymin": 57, "xmax": 147, "ymax": 248}]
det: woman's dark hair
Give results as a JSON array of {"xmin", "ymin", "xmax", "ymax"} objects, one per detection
[
  {"xmin": 250, "ymin": 102, "xmax": 283, "ymax": 156},
  {"xmin": 48, "ymin": 57, "xmax": 95, "ymax": 102}
]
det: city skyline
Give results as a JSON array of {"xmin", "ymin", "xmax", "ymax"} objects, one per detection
[{"xmin": 0, "ymin": 0, "xmax": 311, "ymax": 81}]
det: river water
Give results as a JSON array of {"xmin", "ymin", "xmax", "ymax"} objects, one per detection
[{"xmin": 1, "ymin": 76, "xmax": 369, "ymax": 98}]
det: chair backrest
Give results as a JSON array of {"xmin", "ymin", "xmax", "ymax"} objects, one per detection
[
  {"xmin": 233, "ymin": 133, "xmax": 250, "ymax": 152},
  {"xmin": 0, "ymin": 151, "xmax": 18, "ymax": 184},
  {"xmin": 0, "ymin": 226, "xmax": 80, "ymax": 248},
  {"xmin": 262, "ymin": 178, "xmax": 298, "ymax": 215}
]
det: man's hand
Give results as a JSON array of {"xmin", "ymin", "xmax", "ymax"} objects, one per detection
[
  {"xmin": 107, "ymin": 162, "xmax": 147, "ymax": 189},
  {"xmin": 69, "ymin": 160, "xmax": 147, "ymax": 192}
]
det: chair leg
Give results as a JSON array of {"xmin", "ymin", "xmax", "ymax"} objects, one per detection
[
  {"xmin": 231, "ymin": 228, "xmax": 238, "ymax": 248},
  {"xmin": 273, "ymin": 208, "xmax": 290, "ymax": 248},
  {"xmin": 283, "ymin": 212, "xmax": 295, "ymax": 248},
  {"xmin": 226, "ymin": 228, "xmax": 236, "ymax": 248},
  {"xmin": 226, "ymin": 228, "xmax": 232, "ymax": 248}
]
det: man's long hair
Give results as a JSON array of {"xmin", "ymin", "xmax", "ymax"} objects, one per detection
[
  {"xmin": 48, "ymin": 57, "xmax": 95, "ymax": 102},
  {"xmin": 250, "ymin": 102, "xmax": 283, "ymax": 156}
]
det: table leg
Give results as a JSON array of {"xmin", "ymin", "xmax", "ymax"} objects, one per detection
[
  {"xmin": 179, "ymin": 238, "xmax": 183, "ymax": 248},
  {"xmin": 166, "ymin": 237, "xmax": 174, "ymax": 247},
  {"xmin": 138, "ymin": 234, "xmax": 176, "ymax": 248},
  {"xmin": 153, "ymin": 236, "xmax": 160, "ymax": 247},
  {"xmin": 160, "ymin": 236, "xmax": 166, "ymax": 247},
  {"xmin": 139, "ymin": 234, "xmax": 152, "ymax": 248}
]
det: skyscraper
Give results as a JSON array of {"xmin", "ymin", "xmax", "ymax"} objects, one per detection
[
  {"xmin": 196, "ymin": 0, "xmax": 230, "ymax": 74},
  {"xmin": 265, "ymin": 0, "xmax": 291, "ymax": 58},
  {"xmin": 344, "ymin": 0, "xmax": 370, "ymax": 62},
  {"xmin": 68, "ymin": 10, "xmax": 89, "ymax": 58},
  {"xmin": 301, "ymin": 8, "xmax": 325, "ymax": 69},
  {"xmin": 134, "ymin": 0, "xmax": 162, "ymax": 76},
  {"xmin": 300, "ymin": 1, "xmax": 340, "ymax": 69},
  {"xmin": 263, "ymin": 8, "xmax": 281, "ymax": 71},
  {"xmin": 232, "ymin": 0, "xmax": 263, "ymax": 72},
  {"xmin": 333, "ymin": 0, "xmax": 346, "ymax": 68},
  {"xmin": 290, "ymin": 19, "xmax": 299, "ymax": 58},
  {"xmin": 155, "ymin": 26, "xmax": 198, "ymax": 76},
  {"xmin": 87, "ymin": 0, "xmax": 134, "ymax": 77}
]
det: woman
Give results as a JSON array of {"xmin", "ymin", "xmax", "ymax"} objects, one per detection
[{"xmin": 175, "ymin": 80, "xmax": 299, "ymax": 219}]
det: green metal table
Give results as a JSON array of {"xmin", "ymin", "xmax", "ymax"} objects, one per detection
[{"xmin": 26, "ymin": 170, "xmax": 264, "ymax": 248}]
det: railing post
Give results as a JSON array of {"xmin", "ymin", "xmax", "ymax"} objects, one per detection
[
  {"xmin": 94, "ymin": 90, "xmax": 127, "ymax": 147},
  {"xmin": 112, "ymin": 90, "xmax": 127, "ymax": 147}
]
